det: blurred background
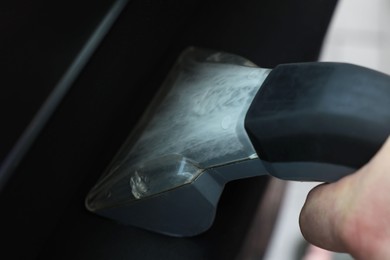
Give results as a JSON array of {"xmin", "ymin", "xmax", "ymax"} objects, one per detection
[{"xmin": 264, "ymin": 0, "xmax": 390, "ymax": 259}]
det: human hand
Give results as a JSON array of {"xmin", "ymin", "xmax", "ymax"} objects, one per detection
[{"xmin": 299, "ymin": 137, "xmax": 390, "ymax": 260}]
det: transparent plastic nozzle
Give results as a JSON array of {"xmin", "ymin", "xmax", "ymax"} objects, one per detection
[
  {"xmin": 129, "ymin": 155, "xmax": 201, "ymax": 199},
  {"xmin": 86, "ymin": 47, "xmax": 270, "ymax": 212}
]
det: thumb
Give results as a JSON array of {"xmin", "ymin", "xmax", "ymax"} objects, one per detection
[
  {"xmin": 299, "ymin": 180, "xmax": 351, "ymax": 252},
  {"xmin": 300, "ymin": 136, "xmax": 390, "ymax": 256}
]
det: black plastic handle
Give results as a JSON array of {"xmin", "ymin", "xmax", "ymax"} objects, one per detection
[{"xmin": 245, "ymin": 63, "xmax": 390, "ymax": 182}]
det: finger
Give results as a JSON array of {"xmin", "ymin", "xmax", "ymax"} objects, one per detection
[
  {"xmin": 302, "ymin": 244, "xmax": 333, "ymax": 260},
  {"xmin": 299, "ymin": 136, "xmax": 390, "ymax": 256},
  {"xmin": 361, "ymin": 136, "xmax": 390, "ymax": 176},
  {"xmin": 299, "ymin": 180, "xmax": 351, "ymax": 252}
]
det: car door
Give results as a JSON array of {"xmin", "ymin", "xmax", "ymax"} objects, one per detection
[{"xmin": 0, "ymin": 0, "xmax": 338, "ymax": 259}]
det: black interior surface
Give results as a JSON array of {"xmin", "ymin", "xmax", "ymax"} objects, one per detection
[
  {"xmin": 0, "ymin": 0, "xmax": 338, "ymax": 259},
  {"xmin": 0, "ymin": 0, "xmax": 117, "ymax": 163}
]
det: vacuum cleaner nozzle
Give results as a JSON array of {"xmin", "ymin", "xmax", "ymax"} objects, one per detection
[{"xmin": 86, "ymin": 47, "xmax": 390, "ymax": 236}]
